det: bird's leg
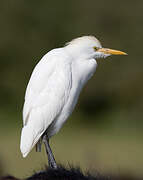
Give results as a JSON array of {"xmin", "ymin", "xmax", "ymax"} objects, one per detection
[
  {"xmin": 36, "ymin": 139, "xmax": 42, "ymax": 152},
  {"xmin": 43, "ymin": 135, "xmax": 57, "ymax": 169}
]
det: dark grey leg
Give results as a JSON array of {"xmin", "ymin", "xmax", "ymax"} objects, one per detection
[
  {"xmin": 36, "ymin": 139, "xmax": 42, "ymax": 152},
  {"xmin": 43, "ymin": 135, "xmax": 57, "ymax": 169}
]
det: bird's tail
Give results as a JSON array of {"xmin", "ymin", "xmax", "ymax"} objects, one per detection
[
  {"xmin": 20, "ymin": 123, "xmax": 43, "ymax": 158},
  {"xmin": 20, "ymin": 124, "xmax": 34, "ymax": 157}
]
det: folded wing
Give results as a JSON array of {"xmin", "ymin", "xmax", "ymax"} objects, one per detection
[{"xmin": 20, "ymin": 50, "xmax": 72, "ymax": 157}]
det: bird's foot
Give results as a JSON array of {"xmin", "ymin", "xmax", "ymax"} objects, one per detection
[{"xmin": 48, "ymin": 158, "xmax": 57, "ymax": 169}]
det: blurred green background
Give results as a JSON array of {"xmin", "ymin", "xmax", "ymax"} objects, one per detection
[{"xmin": 0, "ymin": 0, "xmax": 143, "ymax": 178}]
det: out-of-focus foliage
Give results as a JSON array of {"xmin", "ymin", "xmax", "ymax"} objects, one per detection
[
  {"xmin": 0, "ymin": 0, "xmax": 142, "ymax": 119},
  {"xmin": 0, "ymin": 0, "xmax": 143, "ymax": 178}
]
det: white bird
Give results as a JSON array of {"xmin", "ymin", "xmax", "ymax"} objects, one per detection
[{"xmin": 20, "ymin": 36, "xmax": 127, "ymax": 168}]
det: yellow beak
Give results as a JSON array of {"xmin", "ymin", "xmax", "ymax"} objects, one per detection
[{"xmin": 96, "ymin": 48, "xmax": 127, "ymax": 55}]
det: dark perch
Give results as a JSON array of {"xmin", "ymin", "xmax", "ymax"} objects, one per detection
[{"xmin": 0, "ymin": 165, "xmax": 142, "ymax": 180}]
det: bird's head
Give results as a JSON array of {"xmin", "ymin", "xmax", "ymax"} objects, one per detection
[{"xmin": 65, "ymin": 36, "xmax": 127, "ymax": 59}]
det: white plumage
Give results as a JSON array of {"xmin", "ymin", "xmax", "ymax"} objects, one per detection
[{"xmin": 20, "ymin": 36, "xmax": 126, "ymax": 158}]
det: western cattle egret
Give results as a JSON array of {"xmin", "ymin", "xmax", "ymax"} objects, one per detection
[{"xmin": 20, "ymin": 36, "xmax": 127, "ymax": 168}]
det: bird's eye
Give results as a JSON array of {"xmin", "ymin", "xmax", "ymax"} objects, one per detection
[{"xmin": 94, "ymin": 46, "xmax": 99, "ymax": 51}]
